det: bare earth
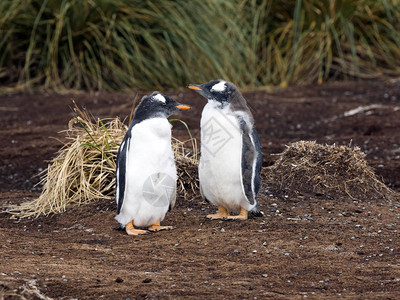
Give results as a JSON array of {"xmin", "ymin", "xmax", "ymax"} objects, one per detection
[{"xmin": 1, "ymin": 81, "xmax": 399, "ymax": 299}]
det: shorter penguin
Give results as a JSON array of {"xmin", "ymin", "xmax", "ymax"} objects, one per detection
[
  {"xmin": 115, "ymin": 92, "xmax": 191, "ymax": 235},
  {"xmin": 188, "ymin": 80, "xmax": 263, "ymax": 220}
]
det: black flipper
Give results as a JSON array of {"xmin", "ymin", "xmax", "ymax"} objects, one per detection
[
  {"xmin": 116, "ymin": 131, "xmax": 131, "ymax": 215},
  {"xmin": 251, "ymin": 126, "xmax": 263, "ymax": 196},
  {"xmin": 238, "ymin": 117, "xmax": 263, "ymax": 216}
]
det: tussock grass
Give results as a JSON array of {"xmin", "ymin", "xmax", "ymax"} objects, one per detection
[
  {"xmin": 0, "ymin": 0, "xmax": 254, "ymax": 91},
  {"xmin": 6, "ymin": 103, "xmax": 198, "ymax": 218},
  {"xmin": 242, "ymin": 0, "xmax": 400, "ymax": 86},
  {"xmin": 170, "ymin": 119, "xmax": 199, "ymax": 198},
  {"xmin": 2, "ymin": 0, "xmax": 400, "ymax": 91},
  {"xmin": 264, "ymin": 141, "xmax": 396, "ymax": 200}
]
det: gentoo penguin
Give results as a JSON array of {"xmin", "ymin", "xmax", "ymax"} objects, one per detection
[
  {"xmin": 188, "ymin": 80, "xmax": 263, "ymax": 220},
  {"xmin": 115, "ymin": 92, "xmax": 191, "ymax": 235}
]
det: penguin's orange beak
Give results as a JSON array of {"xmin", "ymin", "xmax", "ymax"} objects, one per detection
[
  {"xmin": 176, "ymin": 104, "xmax": 191, "ymax": 110},
  {"xmin": 187, "ymin": 85, "xmax": 202, "ymax": 91}
]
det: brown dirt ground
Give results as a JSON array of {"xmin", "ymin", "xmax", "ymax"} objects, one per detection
[{"xmin": 1, "ymin": 80, "xmax": 399, "ymax": 299}]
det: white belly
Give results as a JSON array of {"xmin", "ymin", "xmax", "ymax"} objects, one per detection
[
  {"xmin": 198, "ymin": 104, "xmax": 247, "ymax": 212},
  {"xmin": 115, "ymin": 118, "xmax": 177, "ymax": 227}
]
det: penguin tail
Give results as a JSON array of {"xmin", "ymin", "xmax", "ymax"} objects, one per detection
[
  {"xmin": 249, "ymin": 207, "xmax": 264, "ymax": 218},
  {"xmin": 114, "ymin": 223, "xmax": 125, "ymax": 231}
]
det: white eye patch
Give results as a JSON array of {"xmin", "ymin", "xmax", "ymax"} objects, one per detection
[
  {"xmin": 153, "ymin": 93, "xmax": 166, "ymax": 103},
  {"xmin": 210, "ymin": 81, "xmax": 226, "ymax": 92}
]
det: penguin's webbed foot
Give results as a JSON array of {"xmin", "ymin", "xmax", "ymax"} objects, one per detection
[
  {"xmin": 225, "ymin": 208, "xmax": 248, "ymax": 220},
  {"xmin": 207, "ymin": 214, "xmax": 226, "ymax": 220},
  {"xmin": 148, "ymin": 225, "xmax": 175, "ymax": 232},
  {"xmin": 225, "ymin": 215, "xmax": 248, "ymax": 220},
  {"xmin": 126, "ymin": 228, "xmax": 149, "ymax": 235},
  {"xmin": 206, "ymin": 206, "xmax": 229, "ymax": 220},
  {"xmin": 125, "ymin": 221, "xmax": 149, "ymax": 236},
  {"xmin": 148, "ymin": 220, "xmax": 175, "ymax": 232}
]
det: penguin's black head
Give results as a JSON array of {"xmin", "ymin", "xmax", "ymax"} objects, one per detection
[
  {"xmin": 187, "ymin": 79, "xmax": 236, "ymax": 105},
  {"xmin": 132, "ymin": 92, "xmax": 191, "ymax": 125}
]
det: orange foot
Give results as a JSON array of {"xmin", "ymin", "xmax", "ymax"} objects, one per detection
[
  {"xmin": 148, "ymin": 220, "xmax": 175, "ymax": 232},
  {"xmin": 207, "ymin": 206, "xmax": 229, "ymax": 220},
  {"xmin": 125, "ymin": 221, "xmax": 149, "ymax": 236},
  {"xmin": 226, "ymin": 207, "xmax": 248, "ymax": 220}
]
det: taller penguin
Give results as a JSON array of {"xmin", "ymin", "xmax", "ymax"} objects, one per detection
[
  {"xmin": 188, "ymin": 80, "xmax": 263, "ymax": 220},
  {"xmin": 115, "ymin": 92, "xmax": 191, "ymax": 235}
]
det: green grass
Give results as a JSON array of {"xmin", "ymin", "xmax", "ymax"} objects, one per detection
[
  {"xmin": 242, "ymin": 0, "xmax": 400, "ymax": 86},
  {"xmin": 0, "ymin": 0, "xmax": 254, "ymax": 91},
  {"xmin": 1, "ymin": 0, "xmax": 400, "ymax": 91}
]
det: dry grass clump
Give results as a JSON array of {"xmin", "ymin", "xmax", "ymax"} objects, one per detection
[
  {"xmin": 0, "ymin": 281, "xmax": 52, "ymax": 300},
  {"xmin": 6, "ymin": 105, "xmax": 198, "ymax": 219},
  {"xmin": 264, "ymin": 141, "xmax": 396, "ymax": 200},
  {"xmin": 171, "ymin": 131, "xmax": 199, "ymax": 199}
]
